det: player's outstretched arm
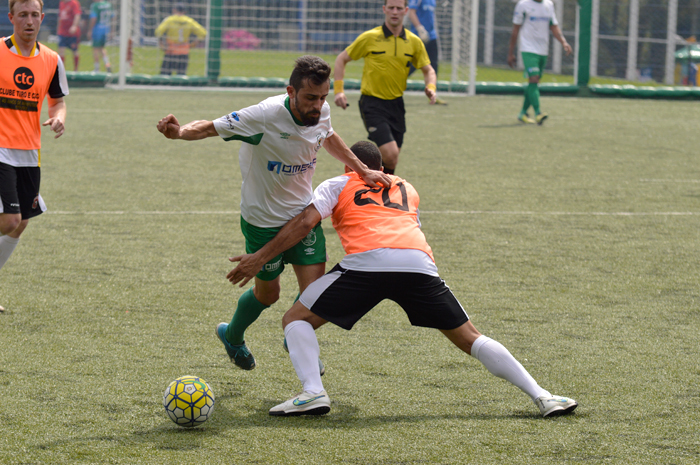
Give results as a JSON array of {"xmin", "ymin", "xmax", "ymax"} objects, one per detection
[
  {"xmin": 323, "ymin": 133, "xmax": 391, "ymax": 187},
  {"xmin": 227, "ymin": 205, "xmax": 323, "ymax": 287},
  {"xmin": 333, "ymin": 50, "xmax": 352, "ymax": 109},
  {"xmin": 43, "ymin": 97, "xmax": 66, "ymax": 139},
  {"xmin": 157, "ymin": 114, "xmax": 217, "ymax": 140}
]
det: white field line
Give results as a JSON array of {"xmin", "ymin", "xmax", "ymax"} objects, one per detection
[
  {"xmin": 46, "ymin": 210, "xmax": 700, "ymax": 216},
  {"xmin": 639, "ymin": 179, "xmax": 700, "ymax": 183}
]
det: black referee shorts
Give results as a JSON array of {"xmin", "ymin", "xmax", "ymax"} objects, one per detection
[
  {"xmin": 299, "ymin": 264, "xmax": 470, "ymax": 331},
  {"xmin": 358, "ymin": 95, "xmax": 406, "ymax": 148}
]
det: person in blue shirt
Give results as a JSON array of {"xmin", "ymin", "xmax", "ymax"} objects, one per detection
[{"xmin": 408, "ymin": 0, "xmax": 446, "ymax": 104}]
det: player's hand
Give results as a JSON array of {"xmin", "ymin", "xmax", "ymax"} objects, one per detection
[
  {"xmin": 226, "ymin": 254, "xmax": 263, "ymax": 287},
  {"xmin": 425, "ymin": 87, "xmax": 437, "ymax": 104},
  {"xmin": 417, "ymin": 25, "xmax": 429, "ymax": 43},
  {"xmin": 42, "ymin": 117, "xmax": 65, "ymax": 138},
  {"xmin": 563, "ymin": 42, "xmax": 573, "ymax": 56},
  {"xmin": 334, "ymin": 92, "xmax": 348, "ymax": 110},
  {"xmin": 157, "ymin": 114, "xmax": 181, "ymax": 139},
  {"xmin": 360, "ymin": 169, "xmax": 392, "ymax": 188},
  {"xmin": 507, "ymin": 54, "xmax": 516, "ymax": 68},
  {"xmin": 69, "ymin": 25, "xmax": 77, "ymax": 35}
]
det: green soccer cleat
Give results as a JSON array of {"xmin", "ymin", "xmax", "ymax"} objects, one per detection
[
  {"xmin": 269, "ymin": 390, "xmax": 331, "ymax": 416},
  {"xmin": 518, "ymin": 113, "xmax": 535, "ymax": 124},
  {"xmin": 434, "ymin": 97, "xmax": 448, "ymax": 105},
  {"xmin": 283, "ymin": 337, "xmax": 325, "ymax": 376},
  {"xmin": 536, "ymin": 113, "xmax": 549, "ymax": 125},
  {"xmin": 535, "ymin": 395, "xmax": 578, "ymax": 418},
  {"xmin": 216, "ymin": 323, "xmax": 256, "ymax": 370}
]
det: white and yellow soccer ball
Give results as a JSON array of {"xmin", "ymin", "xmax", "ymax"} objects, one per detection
[{"xmin": 163, "ymin": 376, "xmax": 215, "ymax": 427}]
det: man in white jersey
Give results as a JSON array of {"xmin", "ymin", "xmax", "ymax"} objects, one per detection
[
  {"xmin": 226, "ymin": 141, "xmax": 578, "ymax": 418},
  {"xmin": 0, "ymin": 0, "xmax": 70, "ymax": 313},
  {"xmin": 507, "ymin": 0, "xmax": 571, "ymax": 125},
  {"xmin": 157, "ymin": 56, "xmax": 390, "ymax": 371}
]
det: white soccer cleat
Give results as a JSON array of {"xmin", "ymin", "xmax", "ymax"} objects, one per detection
[
  {"xmin": 535, "ymin": 395, "xmax": 578, "ymax": 418},
  {"xmin": 269, "ymin": 390, "xmax": 331, "ymax": 417}
]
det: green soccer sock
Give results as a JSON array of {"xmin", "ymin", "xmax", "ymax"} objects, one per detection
[
  {"xmin": 226, "ymin": 287, "xmax": 270, "ymax": 345},
  {"xmin": 528, "ymin": 83, "xmax": 541, "ymax": 115},
  {"xmin": 520, "ymin": 89, "xmax": 531, "ymax": 116}
]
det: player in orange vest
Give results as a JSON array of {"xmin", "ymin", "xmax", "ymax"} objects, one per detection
[
  {"xmin": 0, "ymin": 0, "xmax": 69, "ymax": 312},
  {"xmin": 227, "ymin": 140, "xmax": 578, "ymax": 418}
]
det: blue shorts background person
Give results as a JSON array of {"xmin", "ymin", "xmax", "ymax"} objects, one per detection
[{"xmin": 87, "ymin": 0, "xmax": 112, "ymax": 72}]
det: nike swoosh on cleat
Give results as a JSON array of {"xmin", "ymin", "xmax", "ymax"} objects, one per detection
[{"xmin": 293, "ymin": 395, "xmax": 326, "ymax": 406}]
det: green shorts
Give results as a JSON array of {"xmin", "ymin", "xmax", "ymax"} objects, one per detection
[
  {"xmin": 240, "ymin": 216, "xmax": 327, "ymax": 281},
  {"xmin": 521, "ymin": 52, "xmax": 547, "ymax": 78}
]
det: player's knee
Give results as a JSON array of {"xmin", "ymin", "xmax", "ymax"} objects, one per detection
[
  {"xmin": 254, "ymin": 286, "xmax": 280, "ymax": 306},
  {"xmin": 282, "ymin": 302, "xmax": 314, "ymax": 328},
  {"xmin": 0, "ymin": 215, "xmax": 22, "ymax": 236}
]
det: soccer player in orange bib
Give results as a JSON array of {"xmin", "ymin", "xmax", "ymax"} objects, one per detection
[
  {"xmin": 227, "ymin": 141, "xmax": 578, "ymax": 418},
  {"xmin": 0, "ymin": 0, "xmax": 69, "ymax": 313}
]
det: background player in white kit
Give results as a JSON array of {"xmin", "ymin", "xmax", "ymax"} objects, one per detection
[
  {"xmin": 157, "ymin": 56, "xmax": 390, "ymax": 371},
  {"xmin": 507, "ymin": 0, "xmax": 572, "ymax": 125}
]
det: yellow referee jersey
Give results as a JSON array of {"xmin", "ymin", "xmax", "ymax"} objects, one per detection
[
  {"xmin": 154, "ymin": 15, "xmax": 206, "ymax": 55},
  {"xmin": 346, "ymin": 24, "xmax": 431, "ymax": 100}
]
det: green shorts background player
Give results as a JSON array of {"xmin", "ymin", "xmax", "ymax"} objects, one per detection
[{"xmin": 508, "ymin": 0, "xmax": 572, "ymax": 125}]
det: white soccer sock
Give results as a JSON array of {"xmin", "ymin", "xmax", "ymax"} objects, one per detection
[
  {"xmin": 471, "ymin": 335, "xmax": 551, "ymax": 401},
  {"xmin": 0, "ymin": 235, "xmax": 20, "ymax": 271},
  {"xmin": 284, "ymin": 320, "xmax": 324, "ymax": 395}
]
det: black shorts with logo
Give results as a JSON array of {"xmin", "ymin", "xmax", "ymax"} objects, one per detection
[
  {"xmin": 358, "ymin": 94, "xmax": 406, "ymax": 148},
  {"xmin": 299, "ymin": 264, "xmax": 469, "ymax": 331},
  {"xmin": 0, "ymin": 162, "xmax": 45, "ymax": 219}
]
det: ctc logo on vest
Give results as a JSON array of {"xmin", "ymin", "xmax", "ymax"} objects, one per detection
[{"xmin": 14, "ymin": 67, "xmax": 35, "ymax": 90}]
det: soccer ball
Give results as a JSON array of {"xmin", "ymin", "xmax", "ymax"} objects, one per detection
[{"xmin": 163, "ymin": 376, "xmax": 215, "ymax": 427}]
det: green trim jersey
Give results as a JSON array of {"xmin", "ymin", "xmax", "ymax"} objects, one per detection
[
  {"xmin": 346, "ymin": 24, "xmax": 430, "ymax": 100},
  {"xmin": 213, "ymin": 94, "xmax": 334, "ymax": 228},
  {"xmin": 90, "ymin": 1, "xmax": 113, "ymax": 28},
  {"xmin": 512, "ymin": 0, "xmax": 558, "ymax": 56}
]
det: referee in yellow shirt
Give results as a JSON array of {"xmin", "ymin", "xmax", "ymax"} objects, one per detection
[
  {"xmin": 154, "ymin": 4, "xmax": 206, "ymax": 76},
  {"xmin": 334, "ymin": 0, "xmax": 438, "ymax": 174}
]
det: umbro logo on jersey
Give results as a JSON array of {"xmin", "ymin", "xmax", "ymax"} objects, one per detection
[
  {"xmin": 224, "ymin": 112, "xmax": 240, "ymax": 129},
  {"xmin": 280, "ymin": 132, "xmax": 291, "ymax": 139},
  {"xmin": 304, "ymin": 248, "xmax": 315, "ymax": 255}
]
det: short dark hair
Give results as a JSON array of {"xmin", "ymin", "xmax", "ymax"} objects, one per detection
[
  {"xmin": 384, "ymin": 0, "xmax": 408, "ymax": 6},
  {"xmin": 289, "ymin": 55, "xmax": 331, "ymax": 91},
  {"xmin": 350, "ymin": 141, "xmax": 382, "ymax": 171},
  {"xmin": 174, "ymin": 3, "xmax": 185, "ymax": 12}
]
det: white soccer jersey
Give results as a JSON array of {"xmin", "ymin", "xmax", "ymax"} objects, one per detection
[
  {"xmin": 512, "ymin": 0, "xmax": 559, "ymax": 56},
  {"xmin": 310, "ymin": 174, "xmax": 438, "ymax": 276},
  {"xmin": 213, "ymin": 94, "xmax": 334, "ymax": 228}
]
